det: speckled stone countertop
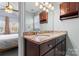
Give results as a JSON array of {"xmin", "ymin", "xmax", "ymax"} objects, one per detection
[{"xmin": 24, "ymin": 31, "xmax": 67, "ymax": 44}]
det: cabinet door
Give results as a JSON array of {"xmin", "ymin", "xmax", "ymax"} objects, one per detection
[
  {"xmin": 61, "ymin": 40, "xmax": 66, "ymax": 56},
  {"xmin": 24, "ymin": 40, "xmax": 39, "ymax": 56},
  {"xmin": 60, "ymin": 2, "xmax": 70, "ymax": 15},
  {"xmin": 55, "ymin": 43, "xmax": 62, "ymax": 56},
  {"xmin": 69, "ymin": 2, "xmax": 79, "ymax": 12},
  {"xmin": 55, "ymin": 40, "xmax": 66, "ymax": 56},
  {"xmin": 76, "ymin": 2, "xmax": 79, "ymax": 12},
  {"xmin": 69, "ymin": 2, "xmax": 77, "ymax": 13},
  {"xmin": 44, "ymin": 49, "xmax": 55, "ymax": 56}
]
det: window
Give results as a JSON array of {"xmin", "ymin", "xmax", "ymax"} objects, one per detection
[
  {"xmin": 0, "ymin": 17, "xmax": 5, "ymax": 34},
  {"xmin": 10, "ymin": 22, "xmax": 18, "ymax": 33},
  {"xmin": 0, "ymin": 16, "xmax": 18, "ymax": 34},
  {"xmin": 9, "ymin": 17, "xmax": 18, "ymax": 34}
]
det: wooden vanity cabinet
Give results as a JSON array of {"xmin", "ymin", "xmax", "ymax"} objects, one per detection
[
  {"xmin": 24, "ymin": 40, "xmax": 39, "ymax": 56},
  {"xmin": 24, "ymin": 35, "xmax": 66, "ymax": 56}
]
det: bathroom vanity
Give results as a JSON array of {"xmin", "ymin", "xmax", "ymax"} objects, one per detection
[{"xmin": 24, "ymin": 31, "xmax": 66, "ymax": 56}]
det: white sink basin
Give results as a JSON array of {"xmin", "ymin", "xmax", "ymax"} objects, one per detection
[{"xmin": 33, "ymin": 35, "xmax": 50, "ymax": 42}]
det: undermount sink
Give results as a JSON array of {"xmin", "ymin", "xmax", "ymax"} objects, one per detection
[
  {"xmin": 33, "ymin": 35, "xmax": 50, "ymax": 42},
  {"xmin": 35, "ymin": 33, "xmax": 51, "ymax": 36}
]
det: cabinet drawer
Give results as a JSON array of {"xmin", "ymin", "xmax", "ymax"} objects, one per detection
[
  {"xmin": 61, "ymin": 40, "xmax": 66, "ymax": 55},
  {"xmin": 55, "ymin": 40, "xmax": 66, "ymax": 56},
  {"xmin": 40, "ymin": 39, "xmax": 55, "ymax": 55},
  {"xmin": 44, "ymin": 49, "xmax": 55, "ymax": 56},
  {"xmin": 55, "ymin": 43, "xmax": 62, "ymax": 56},
  {"xmin": 56, "ymin": 35, "xmax": 65, "ymax": 44}
]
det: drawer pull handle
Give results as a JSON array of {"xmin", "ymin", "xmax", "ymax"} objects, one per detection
[{"xmin": 48, "ymin": 44, "xmax": 52, "ymax": 48}]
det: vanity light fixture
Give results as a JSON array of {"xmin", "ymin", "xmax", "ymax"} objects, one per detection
[
  {"xmin": 48, "ymin": 4, "xmax": 52, "ymax": 8},
  {"xmin": 43, "ymin": 7, "xmax": 46, "ymax": 11},
  {"xmin": 35, "ymin": 2, "xmax": 54, "ymax": 12},
  {"xmin": 39, "ymin": 5, "xmax": 43, "ymax": 9},
  {"xmin": 46, "ymin": 9, "xmax": 49, "ymax": 12},
  {"xmin": 51, "ymin": 6, "xmax": 54, "ymax": 10},
  {"xmin": 0, "ymin": 2, "xmax": 18, "ymax": 13},
  {"xmin": 35, "ymin": 2, "xmax": 39, "ymax": 6},
  {"xmin": 4, "ymin": 3, "xmax": 13, "ymax": 13}
]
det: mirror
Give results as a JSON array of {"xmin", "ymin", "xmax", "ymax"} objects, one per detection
[{"xmin": 25, "ymin": 2, "xmax": 54, "ymax": 32}]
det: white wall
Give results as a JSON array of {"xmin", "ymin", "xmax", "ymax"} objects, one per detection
[
  {"xmin": 24, "ymin": 11, "xmax": 34, "ymax": 32},
  {"xmin": 54, "ymin": 3, "xmax": 79, "ymax": 56},
  {"xmin": 40, "ymin": 11, "xmax": 54, "ymax": 31}
]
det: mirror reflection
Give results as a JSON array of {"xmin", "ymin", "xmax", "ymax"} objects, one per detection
[{"xmin": 25, "ymin": 2, "xmax": 54, "ymax": 33}]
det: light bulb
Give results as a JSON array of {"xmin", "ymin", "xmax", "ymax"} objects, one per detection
[
  {"xmin": 35, "ymin": 2, "xmax": 39, "ymax": 6},
  {"xmin": 48, "ymin": 4, "xmax": 52, "ymax": 8},
  {"xmin": 51, "ymin": 6, "xmax": 54, "ymax": 10},
  {"xmin": 39, "ymin": 5, "xmax": 43, "ymax": 9},
  {"xmin": 46, "ymin": 9, "xmax": 48, "ymax": 12},
  {"xmin": 5, "ymin": 7, "xmax": 8, "ymax": 12},
  {"xmin": 45, "ymin": 2, "xmax": 49, "ymax": 5},
  {"xmin": 5, "ymin": 8, "xmax": 13, "ymax": 13},
  {"xmin": 5, "ymin": 9, "xmax": 8, "ymax": 12},
  {"xmin": 43, "ymin": 7, "xmax": 46, "ymax": 11},
  {"xmin": 8, "ymin": 10, "xmax": 13, "ymax": 13},
  {"xmin": 9, "ymin": 5, "xmax": 13, "ymax": 9}
]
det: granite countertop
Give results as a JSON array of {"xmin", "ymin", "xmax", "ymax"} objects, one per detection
[{"xmin": 24, "ymin": 31, "xmax": 67, "ymax": 44}]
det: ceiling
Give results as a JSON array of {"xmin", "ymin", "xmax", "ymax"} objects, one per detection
[{"xmin": 25, "ymin": 2, "xmax": 41, "ymax": 14}]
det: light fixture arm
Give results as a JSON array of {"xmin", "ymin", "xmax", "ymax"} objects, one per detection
[{"xmin": 8, "ymin": 2, "xmax": 9, "ymax": 7}]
